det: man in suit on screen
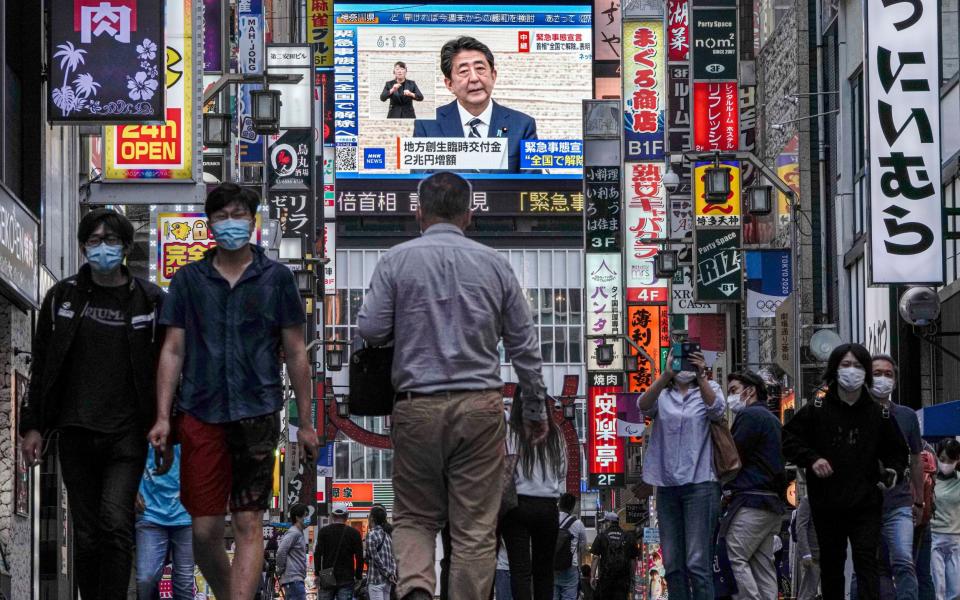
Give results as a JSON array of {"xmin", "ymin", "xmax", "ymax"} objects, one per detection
[{"xmin": 413, "ymin": 36, "xmax": 538, "ymax": 173}]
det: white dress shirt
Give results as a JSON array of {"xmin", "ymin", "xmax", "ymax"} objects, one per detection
[{"xmin": 457, "ymin": 101, "xmax": 494, "ymax": 138}]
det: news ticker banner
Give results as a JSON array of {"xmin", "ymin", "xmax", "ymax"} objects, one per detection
[{"xmin": 104, "ymin": 0, "xmax": 195, "ymax": 180}]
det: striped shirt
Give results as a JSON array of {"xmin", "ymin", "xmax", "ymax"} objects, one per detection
[{"xmin": 364, "ymin": 526, "xmax": 397, "ymax": 585}]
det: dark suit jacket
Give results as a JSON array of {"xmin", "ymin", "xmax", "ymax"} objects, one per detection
[
  {"xmin": 380, "ymin": 79, "xmax": 423, "ymax": 118},
  {"xmin": 412, "ymin": 100, "xmax": 538, "ymax": 173}
]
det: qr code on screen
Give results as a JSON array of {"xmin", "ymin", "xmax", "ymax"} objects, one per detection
[{"xmin": 336, "ymin": 146, "xmax": 358, "ymax": 173}]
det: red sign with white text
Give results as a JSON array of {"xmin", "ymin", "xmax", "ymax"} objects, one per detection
[
  {"xmin": 693, "ymin": 82, "xmax": 738, "ymax": 151},
  {"xmin": 667, "ymin": 0, "xmax": 689, "ymax": 62},
  {"xmin": 588, "ymin": 384, "xmax": 625, "ymax": 487}
]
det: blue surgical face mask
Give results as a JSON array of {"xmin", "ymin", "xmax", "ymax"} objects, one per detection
[
  {"xmin": 211, "ymin": 218, "xmax": 252, "ymax": 250},
  {"xmin": 303, "ymin": 517, "xmax": 312, "ymax": 526},
  {"xmin": 86, "ymin": 243, "xmax": 124, "ymax": 273}
]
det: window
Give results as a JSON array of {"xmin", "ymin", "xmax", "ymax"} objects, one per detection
[
  {"xmin": 946, "ymin": 180, "xmax": 959, "ymax": 284},
  {"xmin": 850, "ymin": 73, "xmax": 867, "ymax": 237},
  {"xmin": 944, "ymin": 0, "xmax": 959, "ymax": 83}
]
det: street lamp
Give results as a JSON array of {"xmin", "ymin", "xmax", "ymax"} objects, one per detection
[
  {"xmin": 250, "ymin": 88, "xmax": 282, "ymax": 134},
  {"xmin": 654, "ymin": 250, "xmax": 679, "ymax": 278},
  {"xmin": 336, "ymin": 395, "xmax": 350, "ymax": 418},
  {"xmin": 325, "ymin": 346, "xmax": 345, "ymax": 372},
  {"xmin": 704, "ymin": 158, "xmax": 731, "ymax": 204},
  {"xmin": 746, "ymin": 185, "xmax": 774, "ymax": 216},
  {"xmin": 295, "ymin": 269, "xmax": 315, "ymax": 296},
  {"xmin": 202, "ymin": 112, "xmax": 232, "ymax": 148},
  {"xmin": 562, "ymin": 397, "xmax": 576, "ymax": 421},
  {"xmin": 596, "ymin": 340, "xmax": 615, "ymax": 367}
]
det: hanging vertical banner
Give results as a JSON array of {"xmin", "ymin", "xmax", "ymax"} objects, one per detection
[
  {"xmin": 668, "ymin": 65, "xmax": 692, "ymax": 174},
  {"xmin": 308, "ymin": 0, "xmax": 334, "ymax": 69},
  {"xmin": 691, "ymin": 6, "xmax": 737, "ymax": 79},
  {"xmin": 623, "ymin": 20, "xmax": 666, "ymax": 162},
  {"xmin": 104, "ymin": 0, "xmax": 194, "ymax": 180},
  {"xmin": 238, "ymin": 0, "xmax": 264, "ymax": 163},
  {"xmin": 745, "ymin": 249, "xmax": 791, "ymax": 318},
  {"xmin": 694, "ymin": 228, "xmax": 742, "ymax": 302},
  {"xmin": 693, "ymin": 160, "xmax": 741, "ymax": 227},
  {"xmin": 776, "ymin": 136, "xmax": 799, "ymax": 226},
  {"xmin": 692, "ymin": 81, "xmax": 738, "ymax": 151},
  {"xmin": 323, "ymin": 222, "xmax": 336, "ymax": 294},
  {"xmin": 594, "ymin": 0, "xmax": 622, "ymax": 60},
  {"xmin": 866, "ymin": 0, "xmax": 942, "ymax": 284},
  {"xmin": 626, "ymin": 305, "xmax": 665, "ymax": 393},
  {"xmin": 587, "ymin": 375, "xmax": 626, "ymax": 487},
  {"xmin": 268, "ymin": 130, "xmax": 313, "ymax": 187},
  {"xmin": 624, "ymin": 162, "xmax": 669, "ymax": 303},
  {"xmin": 203, "ymin": 0, "xmax": 223, "ymax": 72},
  {"xmin": 585, "ymin": 166, "xmax": 622, "ymax": 252},
  {"xmin": 47, "ymin": 0, "xmax": 166, "ymax": 123},
  {"xmin": 667, "ymin": 0, "xmax": 690, "ymax": 62},
  {"xmin": 586, "ymin": 253, "xmax": 624, "ymax": 371}
]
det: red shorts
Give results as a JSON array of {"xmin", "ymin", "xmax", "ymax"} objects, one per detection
[{"xmin": 177, "ymin": 412, "xmax": 280, "ymax": 517}]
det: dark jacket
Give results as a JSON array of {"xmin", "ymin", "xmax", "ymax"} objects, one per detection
[
  {"xmin": 380, "ymin": 79, "xmax": 423, "ymax": 118},
  {"xmin": 314, "ymin": 523, "xmax": 363, "ymax": 586},
  {"xmin": 18, "ymin": 265, "xmax": 165, "ymax": 436},
  {"xmin": 413, "ymin": 100, "xmax": 538, "ymax": 173},
  {"xmin": 782, "ymin": 388, "xmax": 909, "ymax": 511},
  {"xmin": 727, "ymin": 403, "xmax": 787, "ymax": 511}
]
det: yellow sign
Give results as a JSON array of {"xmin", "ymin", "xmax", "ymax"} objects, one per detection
[
  {"xmin": 308, "ymin": 0, "xmax": 334, "ymax": 68},
  {"xmin": 105, "ymin": 0, "xmax": 194, "ymax": 180},
  {"xmin": 155, "ymin": 211, "xmax": 262, "ymax": 287},
  {"xmin": 693, "ymin": 161, "xmax": 741, "ymax": 228},
  {"xmin": 777, "ymin": 159, "xmax": 799, "ymax": 226}
]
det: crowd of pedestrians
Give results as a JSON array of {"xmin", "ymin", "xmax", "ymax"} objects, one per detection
[{"xmin": 16, "ymin": 169, "xmax": 960, "ymax": 600}]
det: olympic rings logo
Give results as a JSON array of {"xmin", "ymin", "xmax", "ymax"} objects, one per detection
[{"xmin": 756, "ymin": 300, "xmax": 784, "ymax": 311}]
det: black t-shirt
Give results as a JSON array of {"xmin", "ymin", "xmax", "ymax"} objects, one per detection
[
  {"xmin": 314, "ymin": 523, "xmax": 363, "ymax": 585},
  {"xmin": 591, "ymin": 526, "xmax": 638, "ymax": 579},
  {"xmin": 57, "ymin": 282, "xmax": 137, "ymax": 433}
]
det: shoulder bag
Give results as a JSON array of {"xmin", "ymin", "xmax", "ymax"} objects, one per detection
[
  {"xmin": 710, "ymin": 417, "xmax": 741, "ymax": 485},
  {"xmin": 317, "ymin": 525, "xmax": 349, "ymax": 589},
  {"xmin": 348, "ymin": 344, "xmax": 395, "ymax": 416}
]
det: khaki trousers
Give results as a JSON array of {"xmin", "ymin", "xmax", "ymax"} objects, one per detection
[{"xmin": 391, "ymin": 390, "xmax": 505, "ymax": 599}]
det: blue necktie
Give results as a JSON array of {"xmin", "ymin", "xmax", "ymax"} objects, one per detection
[{"xmin": 467, "ymin": 118, "xmax": 482, "ymax": 138}]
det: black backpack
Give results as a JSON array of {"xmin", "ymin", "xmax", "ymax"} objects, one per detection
[
  {"xmin": 602, "ymin": 529, "xmax": 628, "ymax": 577},
  {"xmin": 553, "ymin": 515, "xmax": 577, "ymax": 570}
]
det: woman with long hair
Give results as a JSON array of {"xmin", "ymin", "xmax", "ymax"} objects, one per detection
[
  {"xmin": 782, "ymin": 343, "xmax": 909, "ymax": 599},
  {"xmin": 364, "ymin": 505, "xmax": 398, "ymax": 600},
  {"xmin": 501, "ymin": 397, "xmax": 566, "ymax": 600}
]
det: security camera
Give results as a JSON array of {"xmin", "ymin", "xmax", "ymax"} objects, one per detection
[
  {"xmin": 898, "ymin": 286, "xmax": 940, "ymax": 326},
  {"xmin": 663, "ymin": 168, "xmax": 680, "ymax": 194}
]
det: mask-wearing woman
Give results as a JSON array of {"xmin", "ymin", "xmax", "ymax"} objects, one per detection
[{"xmin": 930, "ymin": 439, "xmax": 960, "ymax": 599}]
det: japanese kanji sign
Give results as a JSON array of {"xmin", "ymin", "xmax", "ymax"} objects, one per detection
[
  {"xmin": 692, "ymin": 81, "xmax": 739, "ymax": 151},
  {"xmin": 624, "ymin": 162, "xmax": 669, "ymax": 303},
  {"xmin": 586, "ymin": 253, "xmax": 624, "ymax": 372},
  {"xmin": 155, "ymin": 211, "xmax": 262, "ymax": 287},
  {"xmin": 104, "ymin": 0, "xmax": 193, "ymax": 179},
  {"xmin": 623, "ymin": 20, "xmax": 666, "ymax": 161},
  {"xmin": 694, "ymin": 228, "xmax": 742, "ymax": 302},
  {"xmin": 588, "ymin": 376, "xmax": 625, "ymax": 487},
  {"xmin": 585, "ymin": 166, "xmax": 622, "ymax": 252},
  {"xmin": 667, "ymin": 0, "xmax": 690, "ymax": 62},
  {"xmin": 48, "ymin": 0, "xmax": 165, "ymax": 123},
  {"xmin": 307, "ymin": 0, "xmax": 334, "ymax": 68},
  {"xmin": 694, "ymin": 160, "xmax": 741, "ymax": 227},
  {"xmin": 866, "ymin": 0, "xmax": 942, "ymax": 283},
  {"xmin": 331, "ymin": 483, "xmax": 374, "ymax": 510},
  {"xmin": 268, "ymin": 191, "xmax": 311, "ymax": 240},
  {"xmin": 323, "ymin": 222, "xmax": 335, "ymax": 295},
  {"xmin": 595, "ymin": 0, "xmax": 622, "ymax": 60},
  {"xmin": 626, "ymin": 305, "xmax": 667, "ymax": 393},
  {"xmin": 268, "ymin": 129, "xmax": 313, "ymax": 187}
]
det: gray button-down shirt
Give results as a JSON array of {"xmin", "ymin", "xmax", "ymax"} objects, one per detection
[
  {"xmin": 641, "ymin": 381, "xmax": 726, "ymax": 487},
  {"xmin": 357, "ymin": 223, "xmax": 547, "ymax": 420}
]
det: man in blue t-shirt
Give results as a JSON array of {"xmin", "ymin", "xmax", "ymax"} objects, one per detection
[
  {"xmin": 869, "ymin": 354, "xmax": 924, "ymax": 600},
  {"xmin": 137, "ymin": 445, "xmax": 194, "ymax": 600}
]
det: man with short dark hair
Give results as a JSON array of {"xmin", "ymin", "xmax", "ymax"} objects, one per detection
[
  {"xmin": 358, "ymin": 171, "xmax": 548, "ymax": 599},
  {"xmin": 868, "ymin": 354, "xmax": 924, "ymax": 600},
  {"xmin": 277, "ymin": 503, "xmax": 311, "ymax": 600},
  {"xmin": 314, "ymin": 505, "xmax": 364, "ymax": 600},
  {"xmin": 148, "ymin": 183, "xmax": 320, "ymax": 599},
  {"xmin": 590, "ymin": 513, "xmax": 638, "ymax": 599},
  {"xmin": 555, "ymin": 493, "xmax": 589, "ymax": 600},
  {"xmin": 20, "ymin": 209, "xmax": 165, "ymax": 599},
  {"xmin": 723, "ymin": 370, "xmax": 786, "ymax": 600},
  {"xmin": 413, "ymin": 36, "xmax": 538, "ymax": 172}
]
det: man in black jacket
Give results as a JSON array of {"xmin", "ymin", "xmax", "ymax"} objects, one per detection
[
  {"xmin": 380, "ymin": 61, "xmax": 424, "ymax": 118},
  {"xmin": 783, "ymin": 343, "xmax": 909, "ymax": 600},
  {"xmin": 19, "ymin": 209, "xmax": 165, "ymax": 600},
  {"xmin": 314, "ymin": 506, "xmax": 363, "ymax": 599}
]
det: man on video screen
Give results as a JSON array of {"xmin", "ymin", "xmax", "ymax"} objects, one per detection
[{"xmin": 413, "ymin": 36, "xmax": 538, "ymax": 173}]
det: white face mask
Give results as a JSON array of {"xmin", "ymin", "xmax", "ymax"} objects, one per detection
[
  {"xmin": 871, "ymin": 376, "xmax": 895, "ymax": 399},
  {"xmin": 675, "ymin": 371, "xmax": 697, "ymax": 384},
  {"xmin": 941, "ymin": 462, "xmax": 957, "ymax": 477},
  {"xmin": 837, "ymin": 366, "xmax": 866, "ymax": 392},
  {"xmin": 727, "ymin": 393, "xmax": 746, "ymax": 414}
]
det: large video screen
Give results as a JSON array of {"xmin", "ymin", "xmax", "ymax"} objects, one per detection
[{"xmin": 333, "ymin": 3, "xmax": 592, "ymax": 181}]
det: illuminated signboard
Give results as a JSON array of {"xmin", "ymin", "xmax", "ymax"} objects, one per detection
[
  {"xmin": 623, "ymin": 20, "xmax": 665, "ymax": 161},
  {"xmin": 692, "ymin": 81, "xmax": 738, "ymax": 152},
  {"xmin": 105, "ymin": 0, "xmax": 193, "ymax": 179},
  {"xmin": 588, "ymin": 375, "xmax": 625, "ymax": 487},
  {"xmin": 625, "ymin": 162, "xmax": 669, "ymax": 303},
  {"xmin": 693, "ymin": 160, "xmax": 741, "ymax": 227}
]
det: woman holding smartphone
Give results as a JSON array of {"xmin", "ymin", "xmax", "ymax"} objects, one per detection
[{"xmin": 637, "ymin": 346, "xmax": 726, "ymax": 600}]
